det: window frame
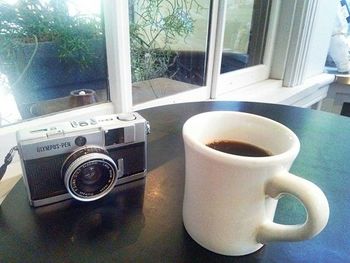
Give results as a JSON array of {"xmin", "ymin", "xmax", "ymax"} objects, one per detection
[
  {"xmin": 210, "ymin": 0, "xmax": 278, "ymax": 98},
  {"xmin": 131, "ymin": 0, "xmax": 276, "ymax": 105},
  {"xmin": 270, "ymin": 0, "xmax": 337, "ymax": 87}
]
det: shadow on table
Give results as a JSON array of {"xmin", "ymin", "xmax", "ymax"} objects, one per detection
[{"xmin": 32, "ymin": 179, "xmax": 146, "ymax": 248}]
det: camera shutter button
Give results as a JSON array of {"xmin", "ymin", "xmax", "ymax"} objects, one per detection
[{"xmin": 117, "ymin": 113, "xmax": 136, "ymax": 121}]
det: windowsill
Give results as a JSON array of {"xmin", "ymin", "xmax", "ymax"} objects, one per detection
[{"xmin": 217, "ymin": 73, "xmax": 335, "ymax": 108}]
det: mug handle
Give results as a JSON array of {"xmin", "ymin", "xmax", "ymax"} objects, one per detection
[{"xmin": 256, "ymin": 173, "xmax": 329, "ymax": 243}]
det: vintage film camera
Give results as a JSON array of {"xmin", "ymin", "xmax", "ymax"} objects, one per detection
[{"xmin": 16, "ymin": 113, "xmax": 150, "ymax": 207}]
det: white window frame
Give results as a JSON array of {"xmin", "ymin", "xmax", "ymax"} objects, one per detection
[
  {"xmin": 0, "ymin": 0, "xmax": 338, "ymax": 166},
  {"xmin": 269, "ymin": 0, "xmax": 337, "ymax": 87},
  {"xmin": 131, "ymin": 0, "xmax": 276, "ymax": 109},
  {"xmin": 209, "ymin": 0, "xmax": 278, "ymax": 97},
  {"xmin": 216, "ymin": 0, "xmax": 337, "ymax": 106}
]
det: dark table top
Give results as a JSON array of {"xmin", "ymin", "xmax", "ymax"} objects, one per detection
[{"xmin": 1, "ymin": 101, "xmax": 349, "ymax": 262}]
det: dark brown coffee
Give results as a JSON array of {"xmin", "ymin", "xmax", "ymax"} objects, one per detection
[{"xmin": 206, "ymin": 140, "xmax": 271, "ymax": 157}]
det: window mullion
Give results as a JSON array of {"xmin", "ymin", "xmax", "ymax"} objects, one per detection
[
  {"xmin": 271, "ymin": 0, "xmax": 337, "ymax": 87},
  {"xmin": 103, "ymin": 0, "xmax": 133, "ymax": 113},
  {"xmin": 283, "ymin": 0, "xmax": 318, "ymax": 87},
  {"xmin": 207, "ymin": 0, "xmax": 227, "ymax": 99}
]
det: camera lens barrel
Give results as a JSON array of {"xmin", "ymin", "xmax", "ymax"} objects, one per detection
[{"xmin": 62, "ymin": 146, "xmax": 118, "ymax": 202}]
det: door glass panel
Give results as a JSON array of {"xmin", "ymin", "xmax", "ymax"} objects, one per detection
[
  {"xmin": 129, "ymin": 0, "xmax": 211, "ymax": 105},
  {"xmin": 0, "ymin": 0, "xmax": 108, "ymax": 127}
]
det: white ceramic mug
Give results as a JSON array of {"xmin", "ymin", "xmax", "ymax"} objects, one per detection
[{"xmin": 182, "ymin": 111, "xmax": 329, "ymax": 256}]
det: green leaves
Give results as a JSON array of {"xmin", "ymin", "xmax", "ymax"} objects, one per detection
[
  {"xmin": 0, "ymin": 0, "xmax": 201, "ymax": 79},
  {"xmin": 0, "ymin": 0, "xmax": 103, "ymax": 70},
  {"xmin": 129, "ymin": 0, "xmax": 200, "ymax": 82}
]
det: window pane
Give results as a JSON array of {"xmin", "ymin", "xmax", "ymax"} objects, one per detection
[
  {"xmin": 325, "ymin": 0, "xmax": 350, "ymax": 74},
  {"xmin": 129, "ymin": 0, "xmax": 210, "ymax": 105},
  {"xmin": 221, "ymin": 0, "xmax": 270, "ymax": 73},
  {"xmin": 0, "ymin": 0, "xmax": 108, "ymax": 127}
]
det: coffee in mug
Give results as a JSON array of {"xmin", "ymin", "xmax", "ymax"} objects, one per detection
[
  {"xmin": 206, "ymin": 140, "xmax": 271, "ymax": 157},
  {"xmin": 182, "ymin": 111, "xmax": 329, "ymax": 256}
]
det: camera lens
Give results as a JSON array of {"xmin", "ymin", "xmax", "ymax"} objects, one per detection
[
  {"xmin": 71, "ymin": 161, "xmax": 114, "ymax": 197},
  {"xmin": 62, "ymin": 146, "xmax": 118, "ymax": 202},
  {"xmin": 81, "ymin": 166, "xmax": 102, "ymax": 185}
]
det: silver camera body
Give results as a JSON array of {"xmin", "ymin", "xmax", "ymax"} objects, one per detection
[{"xmin": 16, "ymin": 112, "xmax": 149, "ymax": 207}]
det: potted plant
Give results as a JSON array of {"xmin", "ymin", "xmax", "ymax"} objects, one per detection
[{"xmin": 0, "ymin": 0, "xmax": 107, "ymax": 118}]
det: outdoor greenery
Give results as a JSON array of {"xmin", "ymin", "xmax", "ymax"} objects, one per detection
[
  {"xmin": 0, "ymin": 0, "xmax": 202, "ymax": 82},
  {"xmin": 129, "ymin": 0, "xmax": 202, "ymax": 82},
  {"xmin": 0, "ymin": 0, "xmax": 103, "ymax": 70}
]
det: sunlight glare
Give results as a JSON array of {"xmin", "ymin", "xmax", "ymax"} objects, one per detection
[
  {"xmin": 2, "ymin": 0, "xmax": 101, "ymax": 15},
  {"xmin": 0, "ymin": 74, "xmax": 22, "ymax": 126}
]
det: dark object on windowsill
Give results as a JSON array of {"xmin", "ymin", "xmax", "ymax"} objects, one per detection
[{"xmin": 69, "ymin": 89, "xmax": 98, "ymax": 108}]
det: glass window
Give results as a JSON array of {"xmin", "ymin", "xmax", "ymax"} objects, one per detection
[
  {"xmin": 221, "ymin": 0, "xmax": 270, "ymax": 74},
  {"xmin": 0, "ymin": 0, "xmax": 272, "ymax": 127},
  {"xmin": 129, "ymin": 0, "xmax": 211, "ymax": 105},
  {"xmin": 325, "ymin": 0, "xmax": 350, "ymax": 74},
  {"xmin": 0, "ymin": 0, "xmax": 108, "ymax": 127}
]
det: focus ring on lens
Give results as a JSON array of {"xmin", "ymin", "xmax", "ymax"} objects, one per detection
[{"xmin": 62, "ymin": 146, "xmax": 118, "ymax": 202}]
